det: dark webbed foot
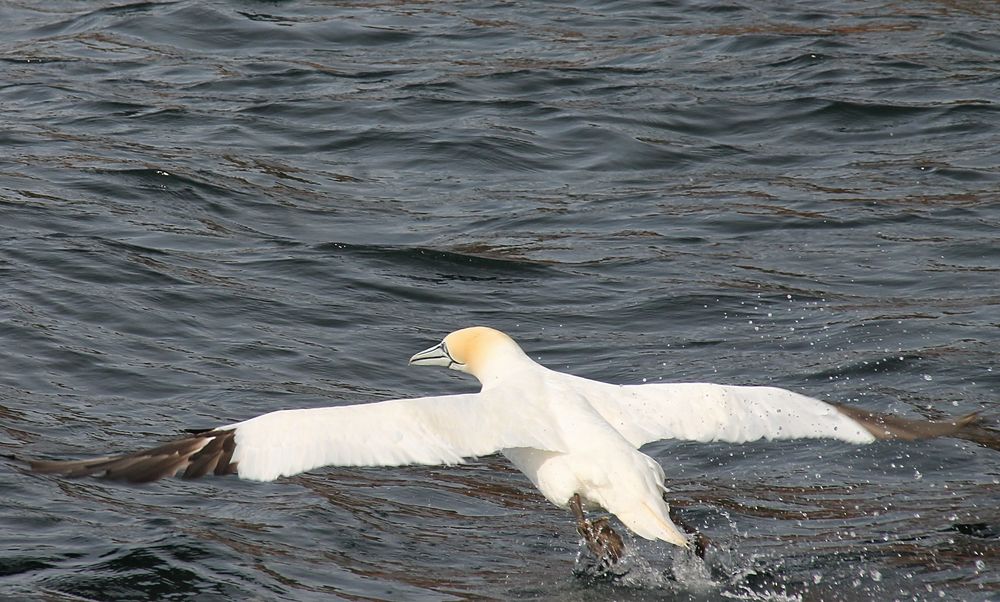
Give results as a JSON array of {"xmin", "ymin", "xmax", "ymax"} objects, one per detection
[
  {"xmin": 569, "ymin": 493, "xmax": 625, "ymax": 565},
  {"xmin": 690, "ymin": 530, "xmax": 710, "ymax": 559},
  {"xmin": 578, "ymin": 515, "xmax": 625, "ymax": 564},
  {"xmin": 668, "ymin": 504, "xmax": 711, "ymax": 559}
]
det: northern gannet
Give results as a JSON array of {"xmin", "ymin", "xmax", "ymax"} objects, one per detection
[{"xmin": 28, "ymin": 327, "xmax": 996, "ymax": 563}]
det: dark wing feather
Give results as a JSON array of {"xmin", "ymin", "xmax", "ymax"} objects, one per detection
[
  {"xmin": 30, "ymin": 429, "xmax": 238, "ymax": 484},
  {"xmin": 834, "ymin": 404, "xmax": 1000, "ymax": 450}
]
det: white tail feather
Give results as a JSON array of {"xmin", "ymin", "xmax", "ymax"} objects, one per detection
[{"xmin": 614, "ymin": 499, "xmax": 689, "ymax": 548}]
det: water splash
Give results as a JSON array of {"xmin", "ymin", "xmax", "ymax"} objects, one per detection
[{"xmin": 570, "ymin": 531, "xmax": 809, "ymax": 600}]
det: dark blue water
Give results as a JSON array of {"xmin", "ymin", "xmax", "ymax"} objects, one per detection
[{"xmin": 2, "ymin": 1, "xmax": 998, "ymax": 600}]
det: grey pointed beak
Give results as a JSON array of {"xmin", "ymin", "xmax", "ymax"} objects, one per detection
[{"xmin": 408, "ymin": 343, "xmax": 452, "ymax": 367}]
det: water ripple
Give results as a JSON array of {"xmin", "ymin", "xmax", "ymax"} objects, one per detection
[{"xmin": 2, "ymin": 0, "xmax": 998, "ymax": 600}]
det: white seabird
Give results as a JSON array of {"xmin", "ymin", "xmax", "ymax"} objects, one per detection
[{"xmin": 29, "ymin": 326, "xmax": 995, "ymax": 562}]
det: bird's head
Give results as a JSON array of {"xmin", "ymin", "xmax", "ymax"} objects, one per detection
[{"xmin": 409, "ymin": 326, "xmax": 528, "ymax": 384}]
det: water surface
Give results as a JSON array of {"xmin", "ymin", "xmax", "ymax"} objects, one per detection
[{"xmin": 1, "ymin": 1, "xmax": 998, "ymax": 600}]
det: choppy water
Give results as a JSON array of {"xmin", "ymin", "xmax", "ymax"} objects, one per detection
[{"xmin": 2, "ymin": 1, "xmax": 999, "ymax": 600}]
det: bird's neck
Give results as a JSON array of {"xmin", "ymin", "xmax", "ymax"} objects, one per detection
[{"xmin": 471, "ymin": 348, "xmax": 537, "ymax": 390}]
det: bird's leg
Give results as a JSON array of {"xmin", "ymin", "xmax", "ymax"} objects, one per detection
[
  {"xmin": 569, "ymin": 493, "xmax": 625, "ymax": 565},
  {"xmin": 667, "ymin": 504, "xmax": 710, "ymax": 559}
]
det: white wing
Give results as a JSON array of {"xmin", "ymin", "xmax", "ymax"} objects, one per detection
[
  {"xmin": 229, "ymin": 392, "xmax": 565, "ymax": 481},
  {"xmin": 31, "ymin": 392, "xmax": 567, "ymax": 483},
  {"xmin": 584, "ymin": 381, "xmax": 876, "ymax": 448}
]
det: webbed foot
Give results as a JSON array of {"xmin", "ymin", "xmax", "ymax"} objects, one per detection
[
  {"xmin": 569, "ymin": 493, "xmax": 625, "ymax": 565},
  {"xmin": 668, "ymin": 503, "xmax": 711, "ymax": 559}
]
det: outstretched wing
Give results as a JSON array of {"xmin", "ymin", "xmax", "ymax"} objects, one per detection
[
  {"xmin": 30, "ymin": 429, "xmax": 238, "ymax": 483},
  {"xmin": 585, "ymin": 381, "xmax": 990, "ymax": 448},
  {"xmin": 30, "ymin": 392, "xmax": 566, "ymax": 483}
]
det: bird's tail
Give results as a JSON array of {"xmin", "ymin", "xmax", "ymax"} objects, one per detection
[{"xmin": 614, "ymin": 498, "xmax": 690, "ymax": 548}]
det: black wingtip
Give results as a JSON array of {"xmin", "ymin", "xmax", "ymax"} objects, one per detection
[
  {"xmin": 26, "ymin": 429, "xmax": 239, "ymax": 484},
  {"xmin": 834, "ymin": 403, "xmax": 1000, "ymax": 450}
]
